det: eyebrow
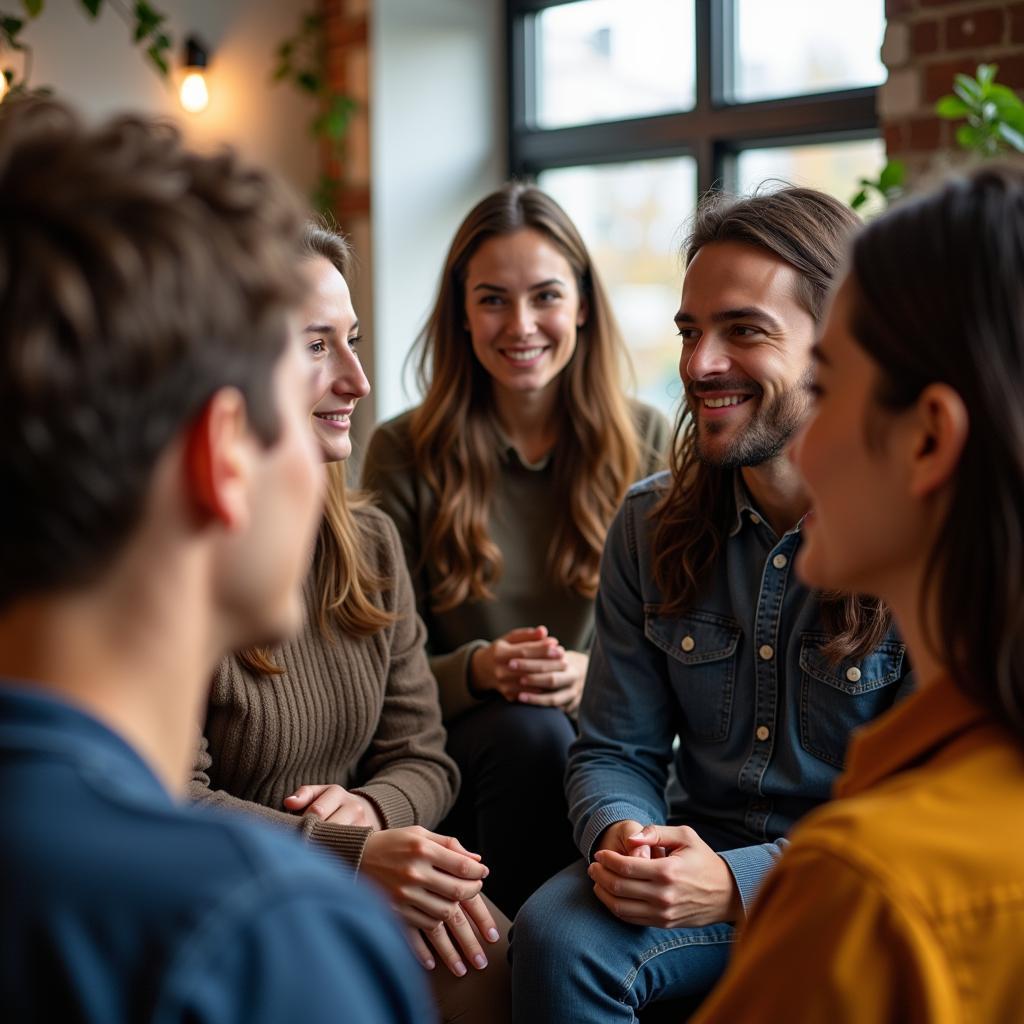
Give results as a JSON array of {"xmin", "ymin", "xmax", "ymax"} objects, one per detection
[
  {"xmin": 673, "ymin": 307, "xmax": 783, "ymax": 332},
  {"xmin": 304, "ymin": 321, "xmax": 360, "ymax": 334},
  {"xmin": 472, "ymin": 278, "xmax": 566, "ymax": 293}
]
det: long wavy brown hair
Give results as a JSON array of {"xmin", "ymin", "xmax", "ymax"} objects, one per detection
[
  {"xmin": 409, "ymin": 183, "xmax": 640, "ymax": 613},
  {"xmin": 651, "ymin": 187, "xmax": 891, "ymax": 661},
  {"xmin": 240, "ymin": 223, "xmax": 393, "ymax": 674}
]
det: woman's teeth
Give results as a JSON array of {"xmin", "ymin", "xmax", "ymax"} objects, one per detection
[
  {"xmin": 505, "ymin": 347, "xmax": 544, "ymax": 361},
  {"xmin": 316, "ymin": 413, "xmax": 349, "ymax": 422}
]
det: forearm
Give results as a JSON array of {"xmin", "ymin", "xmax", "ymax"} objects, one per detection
[
  {"xmin": 188, "ymin": 780, "xmax": 373, "ymax": 869},
  {"xmin": 430, "ymin": 642, "xmax": 488, "ymax": 721}
]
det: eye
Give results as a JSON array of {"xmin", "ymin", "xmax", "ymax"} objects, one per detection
[
  {"xmin": 731, "ymin": 325, "xmax": 762, "ymax": 339},
  {"xmin": 479, "ymin": 294, "xmax": 504, "ymax": 306},
  {"xmin": 348, "ymin": 333, "xmax": 363, "ymax": 353},
  {"xmin": 307, "ymin": 339, "xmax": 327, "ymax": 356},
  {"xmin": 535, "ymin": 289, "xmax": 562, "ymax": 303},
  {"xmin": 677, "ymin": 328, "xmax": 699, "ymax": 345}
]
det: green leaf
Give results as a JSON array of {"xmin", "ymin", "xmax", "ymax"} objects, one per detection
[
  {"xmin": 271, "ymin": 62, "xmax": 290, "ymax": 82},
  {"xmin": 1, "ymin": 14, "xmax": 24, "ymax": 38},
  {"xmin": 79, "ymin": 0, "xmax": 102, "ymax": 16},
  {"xmin": 850, "ymin": 189, "xmax": 868, "ymax": 211},
  {"xmin": 976, "ymin": 63, "xmax": 997, "ymax": 87},
  {"xmin": 296, "ymin": 69, "xmax": 320, "ymax": 94},
  {"xmin": 145, "ymin": 41, "xmax": 169, "ymax": 75},
  {"xmin": 935, "ymin": 95, "xmax": 969, "ymax": 119},
  {"xmin": 276, "ymin": 40, "xmax": 293, "ymax": 59},
  {"xmin": 952, "ymin": 81, "xmax": 981, "ymax": 111},
  {"xmin": 956, "ymin": 123, "xmax": 983, "ymax": 152},
  {"xmin": 997, "ymin": 122, "xmax": 1024, "ymax": 153},
  {"xmin": 22, "ymin": 0, "xmax": 43, "ymax": 16},
  {"xmin": 878, "ymin": 159, "xmax": 905, "ymax": 192}
]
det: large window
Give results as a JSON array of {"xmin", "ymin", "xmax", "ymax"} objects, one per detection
[{"xmin": 509, "ymin": 0, "xmax": 887, "ymax": 415}]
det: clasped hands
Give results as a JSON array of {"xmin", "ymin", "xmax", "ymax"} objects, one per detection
[
  {"xmin": 589, "ymin": 819, "xmax": 743, "ymax": 929},
  {"xmin": 470, "ymin": 625, "xmax": 588, "ymax": 711},
  {"xmin": 285, "ymin": 784, "xmax": 500, "ymax": 977}
]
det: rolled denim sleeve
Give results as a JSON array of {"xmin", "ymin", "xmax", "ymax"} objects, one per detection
[
  {"xmin": 567, "ymin": 495, "xmax": 678, "ymax": 859},
  {"xmin": 718, "ymin": 839, "xmax": 789, "ymax": 914}
]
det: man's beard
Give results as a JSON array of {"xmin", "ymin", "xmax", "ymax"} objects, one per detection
[{"xmin": 690, "ymin": 369, "xmax": 812, "ymax": 469}]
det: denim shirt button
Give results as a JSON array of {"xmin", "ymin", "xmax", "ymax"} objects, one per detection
[
  {"xmin": 758, "ymin": 644, "xmax": 774, "ymax": 661},
  {"xmin": 680, "ymin": 635, "xmax": 696, "ymax": 652},
  {"xmin": 846, "ymin": 666, "xmax": 862, "ymax": 683},
  {"xmin": 772, "ymin": 553, "xmax": 788, "ymax": 569},
  {"xmin": 749, "ymin": 513, "xmax": 761, "ymax": 525},
  {"xmin": 756, "ymin": 725, "xmax": 770, "ymax": 741}
]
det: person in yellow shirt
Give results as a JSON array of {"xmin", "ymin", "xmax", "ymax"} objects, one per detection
[{"xmin": 694, "ymin": 163, "xmax": 1024, "ymax": 1023}]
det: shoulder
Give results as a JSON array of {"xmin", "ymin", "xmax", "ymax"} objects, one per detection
[
  {"xmin": 625, "ymin": 468, "xmax": 671, "ymax": 505},
  {"xmin": 350, "ymin": 503, "xmax": 403, "ymax": 569},
  {"xmin": 154, "ymin": 814, "xmax": 424, "ymax": 1022},
  {"xmin": 366, "ymin": 409, "xmax": 416, "ymax": 459}
]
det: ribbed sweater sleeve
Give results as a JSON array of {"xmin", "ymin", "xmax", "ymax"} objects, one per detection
[{"xmin": 190, "ymin": 505, "xmax": 458, "ymax": 871}]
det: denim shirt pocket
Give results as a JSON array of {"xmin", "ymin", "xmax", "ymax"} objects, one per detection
[
  {"xmin": 644, "ymin": 608, "xmax": 741, "ymax": 742},
  {"xmin": 798, "ymin": 633, "xmax": 906, "ymax": 769}
]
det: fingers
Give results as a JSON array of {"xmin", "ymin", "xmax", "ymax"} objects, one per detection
[
  {"xmin": 504, "ymin": 646, "xmax": 565, "ymax": 670},
  {"xmin": 406, "ymin": 927, "xmax": 438, "ymax": 971},
  {"xmin": 516, "ymin": 683, "xmax": 579, "ymax": 708},
  {"xmin": 422, "ymin": 924, "xmax": 466, "ymax": 977},
  {"xmin": 444, "ymin": 903, "xmax": 490, "ymax": 971},
  {"xmin": 282, "ymin": 783, "xmax": 332, "ymax": 812},
  {"xmin": 626, "ymin": 824, "xmax": 698, "ymax": 852},
  {"xmin": 591, "ymin": 880, "xmax": 658, "ymax": 926},
  {"xmin": 587, "ymin": 861, "xmax": 658, "ymax": 902},
  {"xmin": 593, "ymin": 848, "xmax": 662, "ymax": 880},
  {"xmin": 500, "ymin": 625, "xmax": 549, "ymax": 644},
  {"xmin": 461, "ymin": 893, "xmax": 502, "ymax": 944}
]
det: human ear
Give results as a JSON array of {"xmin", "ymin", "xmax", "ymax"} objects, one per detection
[
  {"xmin": 183, "ymin": 387, "xmax": 252, "ymax": 531},
  {"xmin": 907, "ymin": 382, "xmax": 969, "ymax": 500},
  {"xmin": 576, "ymin": 293, "xmax": 589, "ymax": 329}
]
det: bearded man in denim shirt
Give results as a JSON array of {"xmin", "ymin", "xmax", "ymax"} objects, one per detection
[{"xmin": 511, "ymin": 187, "xmax": 912, "ymax": 1023}]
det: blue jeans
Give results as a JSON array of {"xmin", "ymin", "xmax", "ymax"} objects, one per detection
[{"xmin": 511, "ymin": 861, "xmax": 734, "ymax": 1024}]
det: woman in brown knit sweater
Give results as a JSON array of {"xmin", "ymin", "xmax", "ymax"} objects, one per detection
[{"xmin": 190, "ymin": 224, "xmax": 509, "ymax": 1023}]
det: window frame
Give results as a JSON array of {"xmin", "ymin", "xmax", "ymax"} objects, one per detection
[{"xmin": 506, "ymin": 0, "xmax": 881, "ymax": 193}]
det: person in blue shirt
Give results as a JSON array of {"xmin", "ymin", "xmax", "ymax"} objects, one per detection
[
  {"xmin": 511, "ymin": 186, "xmax": 913, "ymax": 1023},
  {"xmin": 0, "ymin": 97, "xmax": 431, "ymax": 1024}
]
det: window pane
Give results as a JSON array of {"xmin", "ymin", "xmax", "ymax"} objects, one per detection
[
  {"xmin": 538, "ymin": 157, "xmax": 696, "ymax": 417},
  {"xmin": 735, "ymin": 137, "xmax": 886, "ymax": 213},
  {"xmin": 732, "ymin": 0, "xmax": 885, "ymax": 102},
  {"xmin": 536, "ymin": 0, "xmax": 695, "ymax": 129}
]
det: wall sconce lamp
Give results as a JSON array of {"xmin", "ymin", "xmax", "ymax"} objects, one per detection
[{"xmin": 179, "ymin": 35, "xmax": 210, "ymax": 114}]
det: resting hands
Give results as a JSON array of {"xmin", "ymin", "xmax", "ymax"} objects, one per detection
[
  {"xmin": 284, "ymin": 783, "xmax": 384, "ymax": 829},
  {"xmin": 470, "ymin": 625, "xmax": 588, "ymax": 711},
  {"xmin": 361, "ymin": 827, "xmax": 501, "ymax": 976},
  {"xmin": 589, "ymin": 823, "xmax": 741, "ymax": 929}
]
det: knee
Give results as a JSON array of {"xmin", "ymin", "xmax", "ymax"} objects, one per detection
[
  {"xmin": 512, "ymin": 863, "xmax": 591, "ymax": 962},
  {"xmin": 495, "ymin": 704, "xmax": 574, "ymax": 765}
]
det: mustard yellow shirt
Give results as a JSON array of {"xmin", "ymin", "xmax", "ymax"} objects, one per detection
[{"xmin": 694, "ymin": 675, "xmax": 1024, "ymax": 1024}]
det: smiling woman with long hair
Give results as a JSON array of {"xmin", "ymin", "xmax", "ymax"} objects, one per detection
[
  {"xmin": 696, "ymin": 165, "xmax": 1024, "ymax": 1022},
  {"xmin": 362, "ymin": 183, "xmax": 669, "ymax": 915},
  {"xmin": 191, "ymin": 223, "xmax": 510, "ymax": 1024}
]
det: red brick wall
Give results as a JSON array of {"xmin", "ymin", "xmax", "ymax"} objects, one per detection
[{"xmin": 881, "ymin": 0, "xmax": 1024, "ymax": 179}]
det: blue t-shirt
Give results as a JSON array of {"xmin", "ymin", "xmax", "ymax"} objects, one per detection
[{"xmin": 0, "ymin": 683, "xmax": 434, "ymax": 1023}]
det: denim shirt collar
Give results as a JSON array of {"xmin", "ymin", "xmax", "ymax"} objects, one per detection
[
  {"xmin": 0, "ymin": 681, "xmax": 173, "ymax": 808},
  {"xmin": 728, "ymin": 471, "xmax": 808, "ymax": 541}
]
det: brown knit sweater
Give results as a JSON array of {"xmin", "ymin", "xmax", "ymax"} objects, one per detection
[{"xmin": 190, "ymin": 505, "xmax": 458, "ymax": 870}]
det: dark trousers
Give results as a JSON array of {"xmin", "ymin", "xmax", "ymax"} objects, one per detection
[{"xmin": 440, "ymin": 698, "xmax": 579, "ymax": 918}]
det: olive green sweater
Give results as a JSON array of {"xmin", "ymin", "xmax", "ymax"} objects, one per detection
[
  {"xmin": 361, "ymin": 401, "xmax": 670, "ymax": 720},
  {"xmin": 190, "ymin": 505, "xmax": 458, "ymax": 870}
]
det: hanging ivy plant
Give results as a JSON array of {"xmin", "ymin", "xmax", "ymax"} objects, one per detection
[
  {"xmin": 271, "ymin": 7, "xmax": 358, "ymax": 214},
  {"xmin": 0, "ymin": 0, "xmax": 172, "ymax": 96}
]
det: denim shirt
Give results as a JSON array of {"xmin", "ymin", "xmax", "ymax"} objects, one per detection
[
  {"xmin": 567, "ymin": 471, "xmax": 911, "ymax": 911},
  {"xmin": 0, "ymin": 683, "xmax": 431, "ymax": 1024}
]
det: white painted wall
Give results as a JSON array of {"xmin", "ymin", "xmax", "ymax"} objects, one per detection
[
  {"xmin": 369, "ymin": 0, "xmax": 506, "ymax": 423},
  {"xmin": 11, "ymin": 0, "xmax": 318, "ymax": 197}
]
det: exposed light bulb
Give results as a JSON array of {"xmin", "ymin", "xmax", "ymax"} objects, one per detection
[
  {"xmin": 179, "ymin": 71, "xmax": 209, "ymax": 114},
  {"xmin": 0, "ymin": 73, "xmax": 8, "ymax": 104}
]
